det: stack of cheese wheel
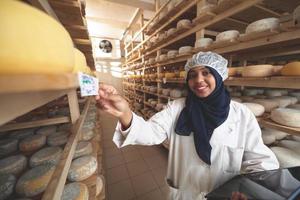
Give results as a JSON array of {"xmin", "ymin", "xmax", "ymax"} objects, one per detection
[
  {"xmin": 253, "ymin": 99, "xmax": 279, "ymax": 112},
  {"xmin": 29, "ymin": 146, "xmax": 62, "ymax": 167},
  {"xmin": 68, "ymin": 155, "xmax": 97, "ymax": 181},
  {"xmin": 61, "ymin": 182, "xmax": 89, "ymax": 200},
  {"xmin": 36, "ymin": 125, "xmax": 57, "ymax": 137},
  {"xmin": 16, "ymin": 164, "xmax": 56, "ymax": 197},
  {"xmin": 0, "ymin": 138, "xmax": 18, "ymax": 157},
  {"xmin": 177, "ymin": 19, "xmax": 191, "ymax": 29},
  {"xmin": 19, "ymin": 135, "xmax": 46, "ymax": 152},
  {"xmin": 194, "ymin": 38, "xmax": 213, "ymax": 48},
  {"xmin": 245, "ymin": 18, "xmax": 279, "ymax": 34},
  {"xmin": 0, "ymin": 174, "xmax": 16, "ymax": 200},
  {"xmin": 273, "ymin": 96, "xmax": 297, "ymax": 107},
  {"xmin": 242, "ymin": 103, "xmax": 265, "ymax": 117},
  {"xmin": 165, "ymin": 72, "xmax": 176, "ymax": 79},
  {"xmin": 179, "ymin": 46, "xmax": 193, "ymax": 55},
  {"xmin": 271, "ymin": 108, "xmax": 300, "ymax": 127},
  {"xmin": 270, "ymin": 147, "xmax": 300, "ymax": 168},
  {"xmin": 0, "ymin": 1, "xmax": 74, "ymax": 74},
  {"xmin": 0, "ymin": 154, "xmax": 27, "ymax": 176},
  {"xmin": 216, "ymin": 30, "xmax": 239, "ymax": 42},
  {"xmin": 281, "ymin": 62, "xmax": 300, "ymax": 76},
  {"xmin": 242, "ymin": 65, "xmax": 274, "ymax": 77},
  {"xmin": 47, "ymin": 131, "xmax": 69, "ymax": 146}
]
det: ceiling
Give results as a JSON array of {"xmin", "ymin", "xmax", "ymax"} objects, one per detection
[{"xmin": 85, "ymin": 0, "xmax": 157, "ymax": 40}]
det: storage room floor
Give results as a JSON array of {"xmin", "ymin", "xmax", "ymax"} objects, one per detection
[{"xmin": 99, "ymin": 111, "xmax": 169, "ymax": 200}]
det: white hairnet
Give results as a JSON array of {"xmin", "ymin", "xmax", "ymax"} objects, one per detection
[{"xmin": 185, "ymin": 51, "xmax": 228, "ymax": 80}]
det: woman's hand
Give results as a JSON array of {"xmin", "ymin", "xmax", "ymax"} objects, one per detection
[{"xmin": 95, "ymin": 83, "xmax": 132, "ymax": 129}]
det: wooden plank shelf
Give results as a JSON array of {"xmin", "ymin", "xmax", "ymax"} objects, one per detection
[
  {"xmin": 258, "ymin": 118, "xmax": 300, "ymax": 136},
  {"xmin": 225, "ymin": 76, "xmax": 300, "ymax": 89}
]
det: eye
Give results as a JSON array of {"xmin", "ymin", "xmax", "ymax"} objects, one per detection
[
  {"xmin": 201, "ymin": 70, "xmax": 210, "ymax": 76},
  {"xmin": 188, "ymin": 72, "xmax": 197, "ymax": 79}
]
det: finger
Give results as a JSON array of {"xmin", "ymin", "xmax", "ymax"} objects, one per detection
[{"xmin": 99, "ymin": 83, "xmax": 118, "ymax": 94}]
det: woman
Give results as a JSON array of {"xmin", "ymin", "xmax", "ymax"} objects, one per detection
[{"xmin": 96, "ymin": 52, "xmax": 279, "ymax": 199}]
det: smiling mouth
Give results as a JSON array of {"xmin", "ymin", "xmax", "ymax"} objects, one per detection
[{"xmin": 194, "ymin": 86, "xmax": 208, "ymax": 92}]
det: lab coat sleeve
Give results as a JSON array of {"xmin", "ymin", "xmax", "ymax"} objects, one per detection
[
  {"xmin": 242, "ymin": 112, "xmax": 279, "ymax": 173},
  {"xmin": 113, "ymin": 101, "xmax": 175, "ymax": 148}
]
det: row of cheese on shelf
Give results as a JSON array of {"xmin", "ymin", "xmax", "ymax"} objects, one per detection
[
  {"xmin": 125, "ymin": 71, "xmax": 187, "ymax": 80},
  {"xmin": 0, "ymin": 1, "xmax": 94, "ymax": 76},
  {"xmin": 0, "ymin": 110, "xmax": 98, "ymax": 199},
  {"xmin": 228, "ymin": 62, "xmax": 300, "ymax": 77}
]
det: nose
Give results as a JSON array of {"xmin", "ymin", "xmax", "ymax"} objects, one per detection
[{"xmin": 195, "ymin": 72, "xmax": 205, "ymax": 83}]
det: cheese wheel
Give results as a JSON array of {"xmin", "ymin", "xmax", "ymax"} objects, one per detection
[
  {"xmin": 165, "ymin": 72, "xmax": 176, "ymax": 79},
  {"xmin": 149, "ymin": 58, "xmax": 156, "ymax": 64},
  {"xmin": 177, "ymin": 19, "xmax": 191, "ymax": 29},
  {"xmin": 271, "ymin": 108, "xmax": 300, "ymax": 127},
  {"xmin": 30, "ymin": 146, "xmax": 62, "ymax": 168},
  {"xmin": 262, "ymin": 128, "xmax": 288, "ymax": 140},
  {"xmin": 273, "ymin": 96, "xmax": 297, "ymax": 107},
  {"xmin": 0, "ymin": 1, "xmax": 74, "ymax": 74},
  {"xmin": 277, "ymin": 140, "xmax": 300, "ymax": 154},
  {"xmin": 264, "ymin": 89, "xmax": 283, "ymax": 97},
  {"xmin": 242, "ymin": 103, "xmax": 265, "ymax": 117},
  {"xmin": 96, "ymin": 176, "xmax": 104, "ymax": 197},
  {"xmin": 178, "ymin": 46, "xmax": 193, "ymax": 55},
  {"xmin": 289, "ymin": 91, "xmax": 300, "ymax": 101},
  {"xmin": 0, "ymin": 138, "xmax": 18, "ymax": 157},
  {"xmin": 290, "ymin": 135, "xmax": 300, "ymax": 142},
  {"xmin": 281, "ymin": 62, "xmax": 300, "ymax": 76},
  {"xmin": 216, "ymin": 30, "xmax": 239, "ymax": 42},
  {"xmin": 0, "ymin": 174, "xmax": 16, "ymax": 200},
  {"xmin": 73, "ymin": 48, "xmax": 87, "ymax": 73},
  {"xmin": 261, "ymin": 130, "xmax": 276, "ymax": 145},
  {"xmin": 61, "ymin": 182, "xmax": 89, "ymax": 200},
  {"xmin": 288, "ymin": 104, "xmax": 300, "ymax": 110},
  {"xmin": 162, "ymin": 89, "xmax": 171, "ymax": 96},
  {"xmin": 242, "ymin": 65, "xmax": 274, "ymax": 77},
  {"xmin": 0, "ymin": 154, "xmax": 27, "ymax": 175},
  {"xmin": 270, "ymin": 147, "xmax": 300, "ymax": 168},
  {"xmin": 47, "ymin": 131, "xmax": 69, "ymax": 146},
  {"xmin": 74, "ymin": 141, "xmax": 93, "ymax": 159},
  {"xmin": 245, "ymin": 18, "xmax": 279, "ymax": 34},
  {"xmin": 36, "ymin": 125, "xmax": 57, "ymax": 136},
  {"xmin": 256, "ymin": 89, "xmax": 265, "ymax": 95},
  {"xmin": 9, "ymin": 128, "xmax": 35, "ymax": 140},
  {"xmin": 167, "ymin": 50, "xmax": 178, "ymax": 58},
  {"xmin": 253, "ymin": 99, "xmax": 279, "ymax": 112},
  {"xmin": 166, "ymin": 28, "xmax": 177, "ymax": 37},
  {"xmin": 228, "ymin": 68, "xmax": 237, "ymax": 76},
  {"xmin": 82, "ymin": 128, "xmax": 95, "ymax": 141},
  {"xmin": 272, "ymin": 65, "xmax": 283, "ymax": 75},
  {"xmin": 231, "ymin": 92, "xmax": 242, "ymax": 97},
  {"xmin": 16, "ymin": 164, "xmax": 55, "ymax": 197},
  {"xmin": 194, "ymin": 38, "xmax": 213, "ymax": 48},
  {"xmin": 19, "ymin": 134, "xmax": 46, "ymax": 152},
  {"xmin": 243, "ymin": 89, "xmax": 258, "ymax": 96},
  {"xmin": 159, "ymin": 54, "xmax": 167, "ymax": 61},
  {"xmin": 68, "ymin": 155, "xmax": 97, "ymax": 181},
  {"xmin": 179, "ymin": 71, "xmax": 186, "ymax": 78},
  {"xmin": 170, "ymin": 89, "xmax": 182, "ymax": 98}
]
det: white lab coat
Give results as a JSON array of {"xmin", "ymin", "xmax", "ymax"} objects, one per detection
[{"xmin": 113, "ymin": 98, "xmax": 279, "ymax": 200}]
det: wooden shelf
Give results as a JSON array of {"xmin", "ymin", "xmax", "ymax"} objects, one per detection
[
  {"xmin": 258, "ymin": 118, "xmax": 300, "ymax": 136},
  {"xmin": 225, "ymin": 76, "xmax": 300, "ymax": 89},
  {"xmin": 42, "ymin": 98, "xmax": 91, "ymax": 200}
]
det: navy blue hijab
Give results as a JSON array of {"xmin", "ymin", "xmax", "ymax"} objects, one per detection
[{"xmin": 175, "ymin": 67, "xmax": 231, "ymax": 165}]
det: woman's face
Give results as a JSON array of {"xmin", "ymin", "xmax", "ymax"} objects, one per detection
[{"xmin": 187, "ymin": 66, "xmax": 216, "ymax": 98}]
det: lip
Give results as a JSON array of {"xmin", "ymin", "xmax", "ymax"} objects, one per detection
[{"xmin": 194, "ymin": 85, "xmax": 208, "ymax": 92}]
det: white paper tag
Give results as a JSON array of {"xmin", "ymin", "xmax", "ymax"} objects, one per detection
[{"xmin": 78, "ymin": 72, "xmax": 99, "ymax": 96}]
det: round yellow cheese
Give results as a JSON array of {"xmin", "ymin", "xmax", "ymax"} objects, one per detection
[
  {"xmin": 61, "ymin": 182, "xmax": 89, "ymax": 200},
  {"xmin": 0, "ymin": 154, "xmax": 27, "ymax": 176},
  {"xmin": 281, "ymin": 62, "xmax": 300, "ymax": 76},
  {"xmin": 16, "ymin": 164, "xmax": 55, "ymax": 197},
  {"xmin": 242, "ymin": 65, "xmax": 274, "ymax": 77},
  {"xmin": 73, "ymin": 48, "xmax": 87, "ymax": 73},
  {"xmin": 0, "ymin": 1, "xmax": 74, "ymax": 74}
]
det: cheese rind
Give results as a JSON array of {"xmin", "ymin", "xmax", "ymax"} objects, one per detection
[
  {"xmin": 74, "ymin": 141, "xmax": 93, "ymax": 159},
  {"xmin": 270, "ymin": 146, "xmax": 300, "ymax": 168},
  {"xmin": 30, "ymin": 146, "xmax": 62, "ymax": 167},
  {"xmin": 0, "ymin": 138, "xmax": 18, "ymax": 157},
  {"xmin": 19, "ymin": 134, "xmax": 46, "ymax": 152},
  {"xmin": 281, "ymin": 62, "xmax": 300, "ymax": 76},
  {"xmin": 271, "ymin": 108, "xmax": 300, "ymax": 127},
  {"xmin": 242, "ymin": 65, "xmax": 274, "ymax": 77},
  {"xmin": 0, "ymin": 174, "xmax": 16, "ymax": 200},
  {"xmin": 67, "ymin": 155, "xmax": 97, "ymax": 181},
  {"xmin": 0, "ymin": 154, "xmax": 27, "ymax": 175},
  {"xmin": 61, "ymin": 182, "xmax": 89, "ymax": 200}
]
